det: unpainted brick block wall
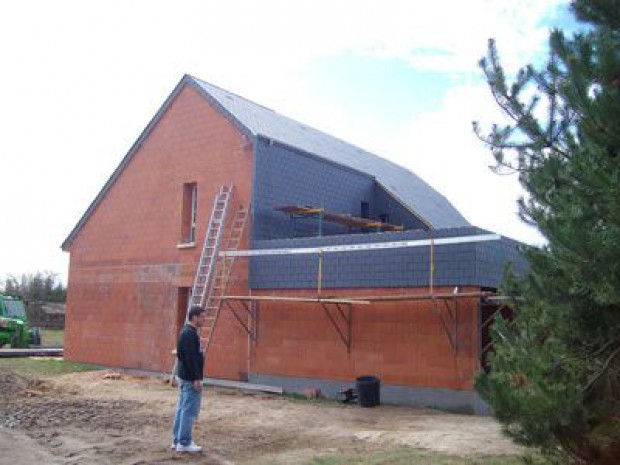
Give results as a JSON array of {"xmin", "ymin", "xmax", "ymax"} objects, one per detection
[
  {"xmin": 64, "ymin": 85, "xmax": 252, "ymax": 376},
  {"xmin": 249, "ymin": 286, "xmax": 481, "ymax": 390}
]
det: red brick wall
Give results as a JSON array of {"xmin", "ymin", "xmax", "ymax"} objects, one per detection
[
  {"xmin": 65, "ymin": 84, "xmax": 252, "ymax": 376},
  {"xmin": 249, "ymin": 287, "xmax": 481, "ymax": 390}
]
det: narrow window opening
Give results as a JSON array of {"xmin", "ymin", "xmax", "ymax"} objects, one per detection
[
  {"xmin": 181, "ymin": 182, "xmax": 198, "ymax": 243},
  {"xmin": 379, "ymin": 213, "xmax": 390, "ymax": 224}
]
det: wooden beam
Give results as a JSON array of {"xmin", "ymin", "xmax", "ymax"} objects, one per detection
[{"xmin": 203, "ymin": 377, "xmax": 283, "ymax": 394}]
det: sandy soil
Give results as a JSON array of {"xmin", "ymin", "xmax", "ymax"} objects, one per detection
[{"xmin": 0, "ymin": 370, "xmax": 523, "ymax": 464}]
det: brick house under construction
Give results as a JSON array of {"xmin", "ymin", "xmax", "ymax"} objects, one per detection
[{"xmin": 62, "ymin": 74, "xmax": 525, "ymax": 414}]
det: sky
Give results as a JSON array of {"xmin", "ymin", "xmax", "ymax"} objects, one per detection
[{"xmin": 0, "ymin": 0, "xmax": 573, "ymax": 284}]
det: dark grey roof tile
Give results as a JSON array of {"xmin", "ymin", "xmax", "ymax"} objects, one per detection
[{"xmin": 190, "ymin": 76, "xmax": 469, "ymax": 229}]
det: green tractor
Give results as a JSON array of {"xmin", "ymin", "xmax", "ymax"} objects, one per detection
[{"xmin": 0, "ymin": 294, "xmax": 41, "ymax": 348}]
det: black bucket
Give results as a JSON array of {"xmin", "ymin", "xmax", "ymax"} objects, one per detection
[{"xmin": 356, "ymin": 375, "xmax": 380, "ymax": 407}]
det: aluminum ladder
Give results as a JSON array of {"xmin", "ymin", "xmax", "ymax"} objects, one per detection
[
  {"xmin": 171, "ymin": 185, "xmax": 234, "ymax": 383},
  {"xmin": 185, "ymin": 185, "xmax": 234, "ymax": 319},
  {"xmin": 201, "ymin": 204, "xmax": 250, "ymax": 353}
]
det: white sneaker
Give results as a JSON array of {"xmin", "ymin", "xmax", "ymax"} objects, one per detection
[
  {"xmin": 171, "ymin": 440, "xmax": 198, "ymax": 450},
  {"xmin": 175, "ymin": 442, "xmax": 202, "ymax": 453}
]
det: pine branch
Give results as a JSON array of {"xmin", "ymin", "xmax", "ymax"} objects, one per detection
[{"xmin": 584, "ymin": 345, "xmax": 620, "ymax": 394}]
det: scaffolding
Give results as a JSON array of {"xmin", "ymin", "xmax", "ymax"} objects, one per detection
[
  {"xmin": 276, "ymin": 205, "xmax": 404, "ymax": 236},
  {"xmin": 219, "ymin": 233, "xmax": 509, "ymax": 362}
]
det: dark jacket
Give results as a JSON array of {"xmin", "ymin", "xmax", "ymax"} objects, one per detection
[{"xmin": 177, "ymin": 324, "xmax": 204, "ymax": 381}]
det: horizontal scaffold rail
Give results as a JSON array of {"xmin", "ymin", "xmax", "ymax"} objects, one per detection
[
  {"xmin": 220, "ymin": 233, "xmax": 501, "ymax": 257},
  {"xmin": 222, "ymin": 295, "xmax": 370, "ymax": 305},
  {"xmin": 335, "ymin": 290, "xmax": 494, "ymax": 302},
  {"xmin": 223, "ymin": 291, "xmax": 494, "ymax": 304}
]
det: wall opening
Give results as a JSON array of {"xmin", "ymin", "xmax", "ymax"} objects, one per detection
[
  {"xmin": 176, "ymin": 287, "xmax": 191, "ymax": 338},
  {"xmin": 360, "ymin": 201, "xmax": 370, "ymax": 219},
  {"xmin": 181, "ymin": 182, "xmax": 198, "ymax": 243},
  {"xmin": 479, "ymin": 298, "xmax": 514, "ymax": 372}
]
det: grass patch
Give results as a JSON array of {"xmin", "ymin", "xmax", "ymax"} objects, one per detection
[
  {"xmin": 39, "ymin": 329, "xmax": 64, "ymax": 347},
  {"xmin": 0, "ymin": 357, "xmax": 101, "ymax": 378},
  {"xmin": 311, "ymin": 447, "xmax": 545, "ymax": 465}
]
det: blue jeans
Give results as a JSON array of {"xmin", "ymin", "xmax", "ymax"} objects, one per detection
[{"xmin": 172, "ymin": 378, "xmax": 203, "ymax": 446}]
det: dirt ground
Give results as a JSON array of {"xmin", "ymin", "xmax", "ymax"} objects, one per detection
[{"xmin": 0, "ymin": 370, "xmax": 524, "ymax": 464}]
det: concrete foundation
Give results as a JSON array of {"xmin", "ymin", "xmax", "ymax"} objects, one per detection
[{"xmin": 249, "ymin": 372, "xmax": 491, "ymax": 415}]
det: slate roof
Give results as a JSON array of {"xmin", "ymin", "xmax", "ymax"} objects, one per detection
[
  {"xmin": 62, "ymin": 74, "xmax": 470, "ymax": 250},
  {"xmin": 189, "ymin": 76, "xmax": 470, "ymax": 229}
]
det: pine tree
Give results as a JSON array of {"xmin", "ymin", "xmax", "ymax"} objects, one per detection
[{"xmin": 474, "ymin": 1, "xmax": 620, "ymax": 462}]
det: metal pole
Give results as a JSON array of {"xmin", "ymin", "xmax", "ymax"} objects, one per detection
[
  {"xmin": 317, "ymin": 250, "xmax": 323, "ymax": 297},
  {"xmin": 429, "ymin": 232, "xmax": 435, "ymax": 295}
]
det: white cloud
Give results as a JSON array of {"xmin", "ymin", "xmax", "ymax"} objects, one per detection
[{"xmin": 387, "ymin": 83, "xmax": 545, "ymax": 245}]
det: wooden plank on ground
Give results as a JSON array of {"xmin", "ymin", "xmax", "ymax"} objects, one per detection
[{"xmin": 204, "ymin": 377, "xmax": 284, "ymax": 394}]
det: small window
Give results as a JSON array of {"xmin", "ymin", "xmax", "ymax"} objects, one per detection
[
  {"xmin": 379, "ymin": 213, "xmax": 390, "ymax": 224},
  {"xmin": 360, "ymin": 201, "xmax": 370, "ymax": 219},
  {"xmin": 181, "ymin": 183, "xmax": 198, "ymax": 243}
]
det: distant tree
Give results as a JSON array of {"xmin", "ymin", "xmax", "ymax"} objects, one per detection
[
  {"xmin": 1, "ymin": 271, "xmax": 66, "ymax": 303},
  {"xmin": 474, "ymin": 0, "xmax": 620, "ymax": 463},
  {"xmin": 49, "ymin": 282, "xmax": 67, "ymax": 303},
  {"xmin": 2, "ymin": 275, "xmax": 20, "ymax": 297}
]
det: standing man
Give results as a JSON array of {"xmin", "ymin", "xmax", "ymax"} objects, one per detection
[{"xmin": 172, "ymin": 305, "xmax": 206, "ymax": 453}]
